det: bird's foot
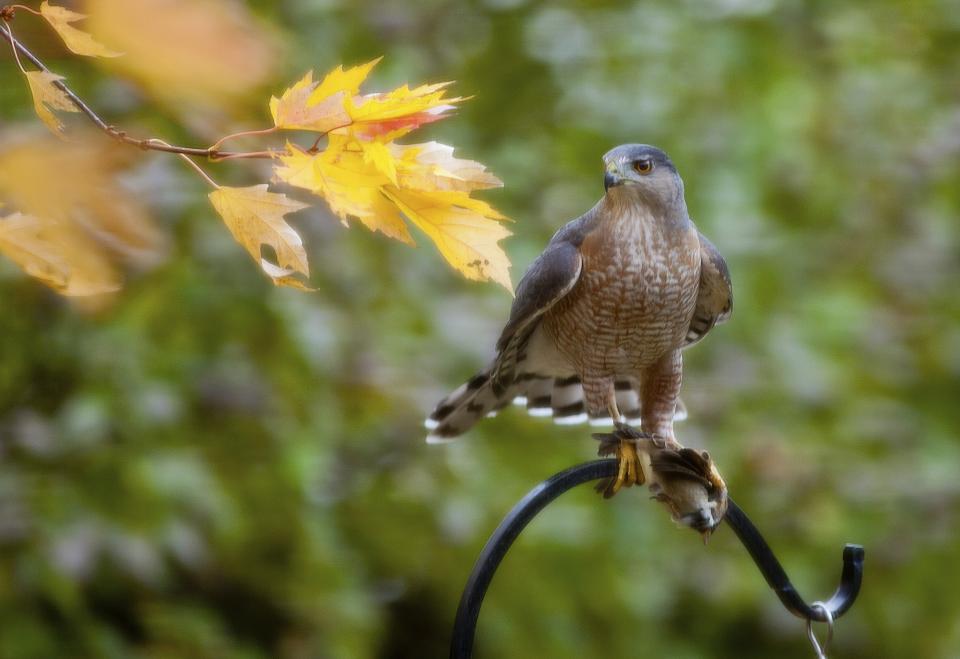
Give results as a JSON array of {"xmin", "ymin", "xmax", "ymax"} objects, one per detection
[
  {"xmin": 593, "ymin": 423, "xmax": 655, "ymax": 499},
  {"xmin": 593, "ymin": 424, "xmax": 729, "ymax": 541}
]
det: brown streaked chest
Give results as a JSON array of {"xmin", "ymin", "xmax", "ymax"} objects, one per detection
[{"xmin": 544, "ymin": 207, "xmax": 701, "ymax": 373}]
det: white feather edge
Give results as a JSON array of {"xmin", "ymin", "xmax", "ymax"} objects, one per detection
[{"xmin": 554, "ymin": 412, "xmax": 588, "ymax": 425}]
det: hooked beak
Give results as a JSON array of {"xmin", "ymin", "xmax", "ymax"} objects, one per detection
[
  {"xmin": 604, "ymin": 171, "xmax": 620, "ymax": 192},
  {"xmin": 604, "ymin": 159, "xmax": 624, "ymax": 192}
]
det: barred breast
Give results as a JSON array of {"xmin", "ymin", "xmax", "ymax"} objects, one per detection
[{"xmin": 543, "ymin": 206, "xmax": 700, "ymax": 385}]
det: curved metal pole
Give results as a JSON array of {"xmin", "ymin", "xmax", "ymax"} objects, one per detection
[{"xmin": 450, "ymin": 459, "xmax": 864, "ymax": 659}]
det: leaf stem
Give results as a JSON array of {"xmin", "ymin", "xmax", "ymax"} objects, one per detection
[
  {"xmin": 212, "ymin": 150, "xmax": 278, "ymax": 161},
  {"xmin": 2, "ymin": 22, "xmax": 24, "ymax": 74},
  {"xmin": 207, "ymin": 126, "xmax": 278, "ymax": 152},
  {"xmin": 145, "ymin": 140, "xmax": 219, "ymax": 189},
  {"xmin": 5, "ymin": 5, "xmax": 42, "ymax": 17},
  {"xmin": 0, "ymin": 25, "xmax": 273, "ymax": 161}
]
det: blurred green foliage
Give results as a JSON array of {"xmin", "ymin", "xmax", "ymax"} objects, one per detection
[{"xmin": 2, "ymin": 0, "xmax": 960, "ymax": 657}]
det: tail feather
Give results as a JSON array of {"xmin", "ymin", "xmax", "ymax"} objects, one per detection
[
  {"xmin": 525, "ymin": 377, "xmax": 554, "ymax": 416},
  {"xmin": 425, "ymin": 373, "xmax": 687, "ymax": 442},
  {"xmin": 426, "ymin": 368, "xmax": 518, "ymax": 442}
]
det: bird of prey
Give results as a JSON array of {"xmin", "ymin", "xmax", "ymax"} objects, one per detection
[{"xmin": 426, "ymin": 144, "xmax": 732, "ymax": 499}]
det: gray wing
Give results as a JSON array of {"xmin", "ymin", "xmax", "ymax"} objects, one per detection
[
  {"xmin": 684, "ymin": 233, "xmax": 733, "ymax": 348},
  {"xmin": 490, "ymin": 215, "xmax": 594, "ymax": 393}
]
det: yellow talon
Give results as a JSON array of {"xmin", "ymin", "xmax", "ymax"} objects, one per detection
[{"xmin": 603, "ymin": 437, "xmax": 645, "ymax": 498}]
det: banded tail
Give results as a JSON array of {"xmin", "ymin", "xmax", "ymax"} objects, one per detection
[{"xmin": 425, "ymin": 372, "xmax": 687, "ymax": 443}]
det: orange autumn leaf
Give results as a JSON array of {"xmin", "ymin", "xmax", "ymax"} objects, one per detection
[
  {"xmin": 208, "ymin": 185, "xmax": 311, "ymax": 289},
  {"xmin": 39, "ymin": 1, "xmax": 122, "ymax": 58},
  {"xmin": 23, "ymin": 71, "xmax": 79, "ymax": 135}
]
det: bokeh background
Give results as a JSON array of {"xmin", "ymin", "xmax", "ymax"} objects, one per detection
[{"xmin": 2, "ymin": 0, "xmax": 959, "ymax": 657}]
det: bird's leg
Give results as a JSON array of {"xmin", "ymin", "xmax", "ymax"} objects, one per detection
[{"xmin": 594, "ymin": 384, "xmax": 651, "ymax": 498}]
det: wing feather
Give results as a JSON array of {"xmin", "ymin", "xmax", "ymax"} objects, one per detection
[
  {"xmin": 684, "ymin": 233, "xmax": 733, "ymax": 348},
  {"xmin": 489, "ymin": 208, "xmax": 601, "ymax": 392},
  {"xmin": 490, "ymin": 240, "xmax": 581, "ymax": 392}
]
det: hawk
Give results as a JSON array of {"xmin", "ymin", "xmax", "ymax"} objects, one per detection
[{"xmin": 426, "ymin": 144, "xmax": 732, "ymax": 501}]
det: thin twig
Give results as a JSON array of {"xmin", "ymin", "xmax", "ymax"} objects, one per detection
[{"xmin": 0, "ymin": 23, "xmax": 274, "ymax": 161}]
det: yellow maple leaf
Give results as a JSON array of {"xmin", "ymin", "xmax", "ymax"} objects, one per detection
[
  {"xmin": 24, "ymin": 71, "xmax": 79, "ymax": 135},
  {"xmin": 271, "ymin": 59, "xmax": 382, "ymax": 133},
  {"xmin": 271, "ymin": 143, "xmax": 319, "ymax": 193},
  {"xmin": 208, "ymin": 184, "xmax": 311, "ymax": 289},
  {"xmin": 269, "ymin": 71, "xmax": 350, "ymax": 133},
  {"xmin": 0, "ymin": 212, "xmax": 121, "ymax": 296},
  {"xmin": 346, "ymin": 82, "xmax": 463, "ymax": 139},
  {"xmin": 393, "ymin": 142, "xmax": 502, "ymax": 193},
  {"xmin": 272, "ymin": 58, "xmax": 462, "ymax": 139},
  {"xmin": 309, "ymin": 57, "xmax": 381, "ymax": 103},
  {"xmin": 39, "ymin": 1, "xmax": 122, "ymax": 58},
  {"xmin": 383, "ymin": 187, "xmax": 512, "ymax": 291},
  {"xmin": 360, "ymin": 140, "xmax": 398, "ymax": 186},
  {"xmin": 274, "ymin": 140, "xmax": 413, "ymax": 244}
]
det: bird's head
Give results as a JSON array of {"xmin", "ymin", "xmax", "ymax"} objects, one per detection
[{"xmin": 602, "ymin": 144, "xmax": 683, "ymax": 210}]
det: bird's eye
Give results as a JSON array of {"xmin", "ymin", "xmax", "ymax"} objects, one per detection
[{"xmin": 633, "ymin": 159, "xmax": 653, "ymax": 175}]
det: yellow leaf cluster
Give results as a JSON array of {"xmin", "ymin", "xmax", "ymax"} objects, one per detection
[
  {"xmin": 274, "ymin": 135, "xmax": 512, "ymax": 290},
  {"xmin": 0, "ymin": 134, "xmax": 164, "ymax": 296},
  {"xmin": 207, "ymin": 185, "xmax": 311, "ymax": 290},
  {"xmin": 39, "ymin": 2, "xmax": 122, "ymax": 58},
  {"xmin": 269, "ymin": 59, "xmax": 511, "ymax": 289}
]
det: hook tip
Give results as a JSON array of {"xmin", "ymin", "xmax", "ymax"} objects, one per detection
[{"xmin": 842, "ymin": 544, "xmax": 865, "ymax": 564}]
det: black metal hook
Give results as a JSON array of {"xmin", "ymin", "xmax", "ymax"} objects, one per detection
[{"xmin": 449, "ymin": 458, "xmax": 864, "ymax": 659}]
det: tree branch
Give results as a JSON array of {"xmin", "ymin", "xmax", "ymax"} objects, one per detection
[{"xmin": 0, "ymin": 21, "xmax": 274, "ymax": 161}]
